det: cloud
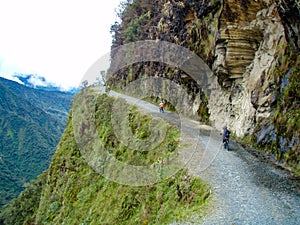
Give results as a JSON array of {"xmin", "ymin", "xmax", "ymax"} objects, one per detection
[
  {"xmin": 28, "ymin": 75, "xmax": 48, "ymax": 87},
  {"xmin": 16, "ymin": 74, "xmax": 46, "ymax": 87},
  {"xmin": 1, "ymin": 74, "xmax": 24, "ymax": 85},
  {"xmin": 12, "ymin": 73, "xmax": 76, "ymax": 92},
  {"xmin": 0, "ymin": 56, "xmax": 79, "ymax": 91}
]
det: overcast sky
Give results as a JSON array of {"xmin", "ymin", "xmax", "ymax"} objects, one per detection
[{"xmin": 0, "ymin": 0, "xmax": 121, "ymax": 90}]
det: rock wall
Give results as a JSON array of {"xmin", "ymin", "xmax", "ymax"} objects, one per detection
[{"xmin": 210, "ymin": 2, "xmax": 287, "ymax": 136}]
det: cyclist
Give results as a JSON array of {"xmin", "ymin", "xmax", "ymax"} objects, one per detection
[
  {"xmin": 159, "ymin": 101, "xmax": 165, "ymax": 113},
  {"xmin": 222, "ymin": 126, "xmax": 231, "ymax": 150}
]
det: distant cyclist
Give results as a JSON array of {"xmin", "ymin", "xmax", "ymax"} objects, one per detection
[
  {"xmin": 222, "ymin": 126, "xmax": 231, "ymax": 150},
  {"xmin": 159, "ymin": 101, "xmax": 165, "ymax": 113}
]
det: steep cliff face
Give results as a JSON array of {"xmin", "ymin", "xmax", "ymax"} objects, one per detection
[
  {"xmin": 210, "ymin": 1, "xmax": 285, "ymax": 134},
  {"xmin": 213, "ymin": 0, "xmax": 264, "ymax": 83},
  {"xmin": 208, "ymin": 0, "xmax": 299, "ymax": 171},
  {"xmin": 109, "ymin": 0, "xmax": 299, "ymax": 172}
]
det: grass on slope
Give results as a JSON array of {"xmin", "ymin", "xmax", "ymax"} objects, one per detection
[
  {"xmin": 2, "ymin": 92, "xmax": 211, "ymax": 225},
  {"xmin": 0, "ymin": 172, "xmax": 47, "ymax": 225}
]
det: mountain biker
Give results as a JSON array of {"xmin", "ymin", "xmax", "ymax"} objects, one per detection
[
  {"xmin": 159, "ymin": 101, "xmax": 165, "ymax": 113},
  {"xmin": 222, "ymin": 126, "xmax": 231, "ymax": 150}
]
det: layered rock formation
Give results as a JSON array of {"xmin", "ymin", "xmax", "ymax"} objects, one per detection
[{"xmin": 210, "ymin": 1, "xmax": 286, "ymax": 134}]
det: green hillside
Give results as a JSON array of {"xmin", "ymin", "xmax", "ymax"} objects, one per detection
[
  {"xmin": 0, "ymin": 92, "xmax": 210, "ymax": 225},
  {"xmin": 0, "ymin": 77, "xmax": 72, "ymax": 123},
  {"xmin": 0, "ymin": 77, "xmax": 73, "ymax": 208}
]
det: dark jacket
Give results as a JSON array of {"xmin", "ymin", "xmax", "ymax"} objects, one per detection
[{"xmin": 222, "ymin": 128, "xmax": 231, "ymax": 140}]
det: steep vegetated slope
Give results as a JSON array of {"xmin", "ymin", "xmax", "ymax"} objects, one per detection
[
  {"xmin": 109, "ymin": 0, "xmax": 300, "ymax": 174},
  {"xmin": 0, "ymin": 77, "xmax": 73, "ymax": 208},
  {"xmin": 0, "ymin": 93, "xmax": 210, "ymax": 225}
]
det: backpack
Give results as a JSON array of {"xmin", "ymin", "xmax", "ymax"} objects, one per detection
[{"xmin": 224, "ymin": 129, "xmax": 230, "ymax": 138}]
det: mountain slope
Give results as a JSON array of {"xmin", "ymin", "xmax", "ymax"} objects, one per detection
[
  {"xmin": 0, "ymin": 77, "xmax": 73, "ymax": 207},
  {"xmin": 0, "ymin": 77, "xmax": 73, "ymax": 123},
  {"xmin": 0, "ymin": 92, "xmax": 210, "ymax": 225}
]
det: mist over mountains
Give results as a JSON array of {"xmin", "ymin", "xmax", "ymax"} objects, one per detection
[{"xmin": 3, "ymin": 74, "xmax": 79, "ymax": 93}]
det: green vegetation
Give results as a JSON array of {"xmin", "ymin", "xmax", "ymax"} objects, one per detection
[
  {"xmin": 0, "ymin": 77, "xmax": 72, "ymax": 123},
  {"xmin": 0, "ymin": 77, "xmax": 72, "ymax": 209},
  {"xmin": 272, "ymin": 53, "xmax": 300, "ymax": 173},
  {"xmin": 93, "ymin": 94, "xmax": 180, "ymax": 168},
  {"xmin": 197, "ymin": 93, "xmax": 210, "ymax": 124},
  {"xmin": 249, "ymin": 47, "xmax": 300, "ymax": 175},
  {"xmin": 124, "ymin": 12, "xmax": 150, "ymax": 42},
  {"xmin": 0, "ymin": 172, "xmax": 47, "ymax": 225},
  {"xmin": 187, "ymin": 10, "xmax": 220, "ymax": 62},
  {"xmin": 2, "ymin": 93, "xmax": 210, "ymax": 224}
]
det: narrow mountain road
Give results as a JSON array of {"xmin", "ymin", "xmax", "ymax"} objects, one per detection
[{"xmin": 108, "ymin": 89, "xmax": 300, "ymax": 225}]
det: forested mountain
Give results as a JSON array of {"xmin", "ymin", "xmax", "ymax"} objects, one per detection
[{"xmin": 0, "ymin": 77, "xmax": 73, "ymax": 208}]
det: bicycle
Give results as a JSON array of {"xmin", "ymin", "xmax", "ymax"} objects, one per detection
[{"xmin": 223, "ymin": 138, "xmax": 229, "ymax": 151}]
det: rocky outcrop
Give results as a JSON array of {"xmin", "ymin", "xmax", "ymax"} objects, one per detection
[
  {"xmin": 209, "ymin": 1, "xmax": 299, "ymax": 171},
  {"xmin": 210, "ymin": 2, "xmax": 287, "ymax": 135},
  {"xmin": 213, "ymin": 0, "xmax": 264, "ymax": 85}
]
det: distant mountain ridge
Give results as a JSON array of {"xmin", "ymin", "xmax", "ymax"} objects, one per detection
[
  {"xmin": 10, "ymin": 74, "xmax": 79, "ymax": 93},
  {"xmin": 0, "ymin": 77, "xmax": 73, "ymax": 208},
  {"xmin": 0, "ymin": 77, "xmax": 73, "ymax": 122}
]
